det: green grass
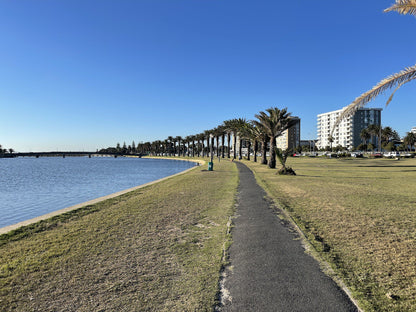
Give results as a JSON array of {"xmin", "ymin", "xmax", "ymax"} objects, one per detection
[
  {"xmin": 243, "ymin": 156, "xmax": 416, "ymax": 312},
  {"xmin": 0, "ymin": 157, "xmax": 238, "ymax": 311}
]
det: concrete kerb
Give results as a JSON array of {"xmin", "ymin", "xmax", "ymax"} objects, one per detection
[
  {"xmin": 236, "ymin": 160, "xmax": 364, "ymax": 312},
  {"xmin": 0, "ymin": 157, "xmax": 205, "ymax": 236}
]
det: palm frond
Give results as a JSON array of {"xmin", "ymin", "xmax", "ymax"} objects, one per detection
[
  {"xmin": 331, "ymin": 64, "xmax": 416, "ymax": 134},
  {"xmin": 384, "ymin": 0, "xmax": 416, "ymax": 16},
  {"xmin": 385, "ymin": 76, "xmax": 414, "ymax": 106}
]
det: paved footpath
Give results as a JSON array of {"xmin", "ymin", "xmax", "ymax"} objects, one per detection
[{"xmin": 221, "ymin": 162, "xmax": 358, "ymax": 312}]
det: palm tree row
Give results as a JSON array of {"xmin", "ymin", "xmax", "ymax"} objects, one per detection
[
  {"xmin": 104, "ymin": 107, "xmax": 297, "ymax": 170},
  {"xmin": 359, "ymin": 125, "xmax": 401, "ymax": 151}
]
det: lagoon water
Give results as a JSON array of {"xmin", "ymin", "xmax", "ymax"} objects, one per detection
[{"xmin": 0, "ymin": 157, "xmax": 196, "ymax": 228}]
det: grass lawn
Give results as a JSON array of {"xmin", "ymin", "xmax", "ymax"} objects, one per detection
[
  {"xmin": 0, "ymin": 157, "xmax": 238, "ymax": 311},
  {"xmin": 243, "ymin": 156, "xmax": 416, "ymax": 312}
]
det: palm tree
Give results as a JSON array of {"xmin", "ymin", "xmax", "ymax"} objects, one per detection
[
  {"xmin": 225, "ymin": 118, "xmax": 248, "ymax": 160},
  {"xmin": 275, "ymin": 148, "xmax": 296, "ymax": 175},
  {"xmin": 204, "ymin": 130, "xmax": 212, "ymax": 158},
  {"xmin": 184, "ymin": 136, "xmax": 191, "ymax": 157},
  {"xmin": 175, "ymin": 136, "xmax": 182, "ymax": 156},
  {"xmin": 242, "ymin": 122, "xmax": 265, "ymax": 162},
  {"xmin": 191, "ymin": 135, "xmax": 196, "ymax": 157},
  {"xmin": 332, "ymin": 1, "xmax": 416, "ymax": 132},
  {"xmin": 211, "ymin": 127, "xmax": 220, "ymax": 157},
  {"xmin": 367, "ymin": 124, "xmax": 381, "ymax": 151},
  {"xmin": 328, "ymin": 135, "xmax": 334, "ymax": 151},
  {"xmin": 254, "ymin": 107, "xmax": 294, "ymax": 169},
  {"xmin": 223, "ymin": 120, "xmax": 235, "ymax": 159},
  {"xmin": 381, "ymin": 126, "xmax": 395, "ymax": 147},
  {"xmin": 404, "ymin": 132, "xmax": 416, "ymax": 151},
  {"xmin": 360, "ymin": 129, "xmax": 371, "ymax": 151},
  {"xmin": 167, "ymin": 136, "xmax": 174, "ymax": 156}
]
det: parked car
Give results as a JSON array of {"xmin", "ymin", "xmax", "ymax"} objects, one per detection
[
  {"xmin": 384, "ymin": 151, "xmax": 400, "ymax": 158},
  {"xmin": 351, "ymin": 152, "xmax": 363, "ymax": 158}
]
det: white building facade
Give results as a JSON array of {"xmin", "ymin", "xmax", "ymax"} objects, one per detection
[{"xmin": 317, "ymin": 107, "xmax": 382, "ymax": 150}]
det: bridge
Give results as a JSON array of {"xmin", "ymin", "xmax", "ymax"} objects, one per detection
[{"xmin": 2, "ymin": 152, "xmax": 144, "ymax": 158}]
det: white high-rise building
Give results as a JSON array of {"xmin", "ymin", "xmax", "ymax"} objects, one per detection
[
  {"xmin": 317, "ymin": 107, "xmax": 382, "ymax": 150},
  {"xmin": 411, "ymin": 127, "xmax": 416, "ymax": 134}
]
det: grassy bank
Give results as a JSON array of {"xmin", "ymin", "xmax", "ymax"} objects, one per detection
[
  {"xmin": 0, "ymin": 158, "xmax": 238, "ymax": 311},
  {"xmin": 243, "ymin": 157, "xmax": 416, "ymax": 311}
]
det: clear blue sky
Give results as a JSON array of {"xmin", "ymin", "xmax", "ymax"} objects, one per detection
[{"xmin": 1, "ymin": 0, "xmax": 415, "ymax": 152}]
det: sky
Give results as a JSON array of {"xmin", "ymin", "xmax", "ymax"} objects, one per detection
[{"xmin": 1, "ymin": 0, "xmax": 415, "ymax": 152}]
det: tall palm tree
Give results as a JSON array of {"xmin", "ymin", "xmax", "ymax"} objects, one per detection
[
  {"xmin": 404, "ymin": 132, "xmax": 416, "ymax": 151},
  {"xmin": 254, "ymin": 107, "xmax": 294, "ymax": 169},
  {"xmin": 238, "ymin": 121, "xmax": 255, "ymax": 161},
  {"xmin": 360, "ymin": 128, "xmax": 371, "ymax": 151},
  {"xmin": 175, "ymin": 136, "xmax": 182, "ymax": 156},
  {"xmin": 204, "ymin": 130, "xmax": 212, "ymax": 158},
  {"xmin": 254, "ymin": 124, "xmax": 269, "ymax": 164},
  {"xmin": 224, "ymin": 118, "xmax": 248, "ymax": 160},
  {"xmin": 332, "ymin": 1, "xmax": 416, "ymax": 132},
  {"xmin": 167, "ymin": 136, "xmax": 174, "ymax": 156},
  {"xmin": 367, "ymin": 124, "xmax": 381, "ymax": 151},
  {"xmin": 223, "ymin": 120, "xmax": 235, "ymax": 159},
  {"xmin": 328, "ymin": 136, "xmax": 334, "ymax": 151},
  {"xmin": 381, "ymin": 126, "xmax": 395, "ymax": 146},
  {"xmin": 191, "ymin": 135, "xmax": 196, "ymax": 157},
  {"xmin": 184, "ymin": 136, "xmax": 191, "ymax": 157}
]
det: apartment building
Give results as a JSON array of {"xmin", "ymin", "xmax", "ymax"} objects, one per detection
[
  {"xmin": 317, "ymin": 107, "xmax": 382, "ymax": 150},
  {"xmin": 276, "ymin": 117, "xmax": 300, "ymax": 150}
]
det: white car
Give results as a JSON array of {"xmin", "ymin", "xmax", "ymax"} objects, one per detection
[{"xmin": 384, "ymin": 151, "xmax": 400, "ymax": 158}]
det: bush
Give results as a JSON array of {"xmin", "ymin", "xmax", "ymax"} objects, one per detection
[{"xmin": 277, "ymin": 166, "xmax": 296, "ymax": 175}]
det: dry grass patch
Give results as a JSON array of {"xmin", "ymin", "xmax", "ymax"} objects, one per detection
[
  {"xmin": 243, "ymin": 157, "xmax": 416, "ymax": 312},
  {"xmin": 0, "ymin": 158, "xmax": 238, "ymax": 311}
]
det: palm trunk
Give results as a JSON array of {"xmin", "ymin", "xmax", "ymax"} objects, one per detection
[
  {"xmin": 221, "ymin": 134, "xmax": 225, "ymax": 158},
  {"xmin": 268, "ymin": 136, "xmax": 276, "ymax": 168},
  {"xmin": 227, "ymin": 133, "xmax": 231, "ymax": 158},
  {"xmin": 254, "ymin": 140, "xmax": 258, "ymax": 162},
  {"xmin": 233, "ymin": 133, "xmax": 237, "ymax": 160},
  {"xmin": 206, "ymin": 137, "xmax": 210, "ymax": 157},
  {"xmin": 192, "ymin": 141, "xmax": 195, "ymax": 157},
  {"xmin": 247, "ymin": 140, "xmax": 251, "ymax": 161},
  {"xmin": 261, "ymin": 138, "xmax": 268, "ymax": 165}
]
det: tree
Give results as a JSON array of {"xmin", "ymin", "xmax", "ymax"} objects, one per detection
[
  {"xmin": 175, "ymin": 136, "xmax": 182, "ymax": 156},
  {"xmin": 360, "ymin": 129, "xmax": 371, "ymax": 151},
  {"xmin": 366, "ymin": 124, "xmax": 382, "ymax": 151},
  {"xmin": 224, "ymin": 118, "xmax": 247, "ymax": 160},
  {"xmin": 254, "ymin": 107, "xmax": 295, "ymax": 169},
  {"xmin": 204, "ymin": 130, "xmax": 212, "ymax": 158},
  {"xmin": 333, "ymin": 1, "xmax": 416, "ymax": 131},
  {"xmin": 404, "ymin": 132, "xmax": 416, "ymax": 151},
  {"xmin": 381, "ymin": 126, "xmax": 395, "ymax": 144},
  {"xmin": 275, "ymin": 148, "xmax": 296, "ymax": 175},
  {"xmin": 328, "ymin": 136, "xmax": 334, "ymax": 151}
]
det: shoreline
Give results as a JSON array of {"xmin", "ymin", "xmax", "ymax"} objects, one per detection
[{"xmin": 0, "ymin": 157, "xmax": 205, "ymax": 235}]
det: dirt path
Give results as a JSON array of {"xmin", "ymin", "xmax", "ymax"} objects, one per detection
[{"xmin": 220, "ymin": 162, "xmax": 358, "ymax": 311}]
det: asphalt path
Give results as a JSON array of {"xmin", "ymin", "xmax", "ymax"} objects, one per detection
[{"xmin": 220, "ymin": 162, "xmax": 358, "ymax": 312}]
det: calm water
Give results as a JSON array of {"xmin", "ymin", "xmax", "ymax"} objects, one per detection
[{"xmin": 0, "ymin": 157, "xmax": 196, "ymax": 228}]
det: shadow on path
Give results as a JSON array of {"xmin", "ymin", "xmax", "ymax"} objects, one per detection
[{"xmin": 220, "ymin": 162, "xmax": 358, "ymax": 312}]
